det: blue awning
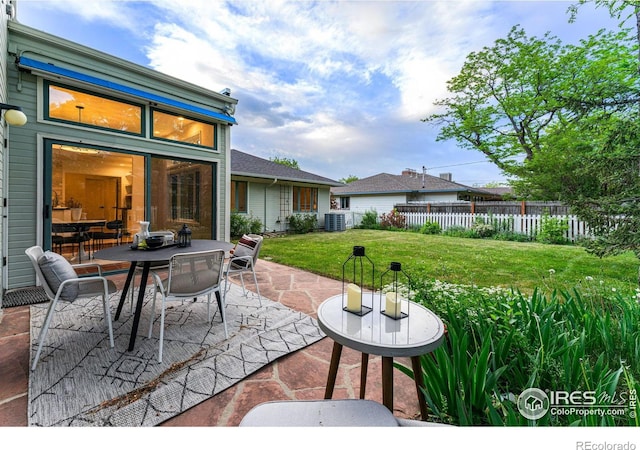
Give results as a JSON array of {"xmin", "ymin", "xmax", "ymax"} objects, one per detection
[{"xmin": 17, "ymin": 56, "xmax": 237, "ymax": 125}]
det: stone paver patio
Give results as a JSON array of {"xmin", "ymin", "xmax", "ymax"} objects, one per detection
[{"xmin": 0, "ymin": 259, "xmax": 422, "ymax": 426}]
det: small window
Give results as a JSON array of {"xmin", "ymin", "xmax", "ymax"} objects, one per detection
[
  {"xmin": 293, "ymin": 187, "xmax": 318, "ymax": 213},
  {"xmin": 46, "ymin": 82, "xmax": 143, "ymax": 135},
  {"xmin": 340, "ymin": 197, "xmax": 350, "ymax": 209},
  {"xmin": 152, "ymin": 109, "xmax": 215, "ymax": 148},
  {"xmin": 231, "ymin": 181, "xmax": 248, "ymax": 213}
]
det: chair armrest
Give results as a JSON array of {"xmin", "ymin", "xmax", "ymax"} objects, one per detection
[
  {"xmin": 59, "ymin": 275, "xmax": 109, "ymax": 288},
  {"xmin": 72, "ymin": 262, "xmax": 104, "ymax": 276}
]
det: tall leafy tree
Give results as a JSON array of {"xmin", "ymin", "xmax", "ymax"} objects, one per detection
[
  {"xmin": 270, "ymin": 156, "xmax": 300, "ymax": 170},
  {"xmin": 423, "ymin": 26, "xmax": 639, "ymax": 196}
]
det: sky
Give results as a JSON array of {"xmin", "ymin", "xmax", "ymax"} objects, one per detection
[{"xmin": 14, "ymin": 0, "xmax": 623, "ymax": 186}]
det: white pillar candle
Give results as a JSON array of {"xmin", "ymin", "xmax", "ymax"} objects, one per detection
[
  {"xmin": 346, "ymin": 283, "xmax": 362, "ymax": 312},
  {"xmin": 385, "ymin": 291, "xmax": 402, "ymax": 318}
]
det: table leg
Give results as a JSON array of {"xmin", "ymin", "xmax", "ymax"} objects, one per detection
[
  {"xmin": 114, "ymin": 262, "xmax": 137, "ymax": 321},
  {"xmin": 128, "ymin": 262, "xmax": 150, "ymax": 352},
  {"xmin": 411, "ymin": 355, "xmax": 429, "ymax": 420},
  {"xmin": 359, "ymin": 353, "xmax": 369, "ymax": 399},
  {"xmin": 324, "ymin": 341, "xmax": 343, "ymax": 399},
  {"xmin": 382, "ymin": 356, "xmax": 394, "ymax": 412}
]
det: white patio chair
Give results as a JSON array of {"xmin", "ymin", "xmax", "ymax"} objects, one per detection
[
  {"xmin": 147, "ymin": 249, "xmax": 227, "ymax": 362},
  {"xmin": 25, "ymin": 245, "xmax": 116, "ymax": 371},
  {"xmin": 223, "ymin": 234, "xmax": 263, "ymax": 307}
]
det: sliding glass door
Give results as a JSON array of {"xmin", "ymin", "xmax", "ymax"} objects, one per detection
[{"xmin": 44, "ymin": 140, "xmax": 217, "ymax": 261}]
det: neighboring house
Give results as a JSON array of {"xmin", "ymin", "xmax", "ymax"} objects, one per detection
[
  {"xmin": 230, "ymin": 149, "xmax": 343, "ymax": 232},
  {"xmin": 2, "ymin": 18, "xmax": 238, "ymax": 292},
  {"xmin": 331, "ymin": 169, "xmax": 502, "ymax": 214}
]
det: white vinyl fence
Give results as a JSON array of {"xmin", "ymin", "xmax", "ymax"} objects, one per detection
[{"xmin": 401, "ymin": 212, "xmax": 590, "ymax": 242}]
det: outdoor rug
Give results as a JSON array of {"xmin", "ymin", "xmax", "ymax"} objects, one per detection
[{"xmin": 28, "ymin": 283, "xmax": 324, "ymax": 426}]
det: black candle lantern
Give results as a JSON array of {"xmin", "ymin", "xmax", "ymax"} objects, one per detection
[
  {"xmin": 177, "ymin": 224, "xmax": 192, "ymax": 247},
  {"xmin": 380, "ymin": 261, "xmax": 411, "ymax": 320},
  {"xmin": 341, "ymin": 245, "xmax": 374, "ymax": 316}
]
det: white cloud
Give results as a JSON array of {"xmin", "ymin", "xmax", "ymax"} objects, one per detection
[{"xmin": 16, "ymin": 0, "xmax": 621, "ymax": 183}]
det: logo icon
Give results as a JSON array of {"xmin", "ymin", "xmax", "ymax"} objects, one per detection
[{"xmin": 518, "ymin": 388, "xmax": 549, "ymax": 420}]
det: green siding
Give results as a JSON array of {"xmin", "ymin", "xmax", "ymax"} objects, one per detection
[{"xmin": 6, "ymin": 22, "xmax": 234, "ymax": 289}]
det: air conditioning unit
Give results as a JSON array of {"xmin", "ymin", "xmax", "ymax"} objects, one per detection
[{"xmin": 325, "ymin": 213, "xmax": 345, "ymax": 232}]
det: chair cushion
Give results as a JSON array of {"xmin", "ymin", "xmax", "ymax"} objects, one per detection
[
  {"xmin": 37, "ymin": 251, "xmax": 79, "ymax": 301},
  {"xmin": 231, "ymin": 235, "xmax": 259, "ymax": 267}
]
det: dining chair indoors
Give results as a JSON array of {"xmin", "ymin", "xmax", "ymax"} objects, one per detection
[
  {"xmin": 25, "ymin": 245, "xmax": 116, "ymax": 371},
  {"xmin": 224, "ymin": 234, "xmax": 263, "ymax": 307},
  {"xmin": 91, "ymin": 219, "xmax": 124, "ymax": 250},
  {"xmin": 148, "ymin": 249, "xmax": 227, "ymax": 363}
]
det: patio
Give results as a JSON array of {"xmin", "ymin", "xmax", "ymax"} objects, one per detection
[{"xmin": 0, "ymin": 259, "xmax": 423, "ymax": 426}]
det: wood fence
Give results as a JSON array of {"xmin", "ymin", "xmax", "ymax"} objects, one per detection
[{"xmin": 395, "ymin": 201, "xmax": 571, "ymax": 215}]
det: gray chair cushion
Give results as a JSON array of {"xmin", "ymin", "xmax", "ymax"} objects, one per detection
[{"xmin": 37, "ymin": 251, "xmax": 79, "ymax": 301}]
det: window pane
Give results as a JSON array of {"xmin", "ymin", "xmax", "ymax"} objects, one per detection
[
  {"xmin": 48, "ymin": 84, "xmax": 142, "ymax": 134},
  {"xmin": 231, "ymin": 181, "xmax": 247, "ymax": 212},
  {"xmin": 151, "ymin": 158, "xmax": 214, "ymax": 239},
  {"xmin": 293, "ymin": 187, "xmax": 318, "ymax": 212},
  {"xmin": 152, "ymin": 110, "xmax": 215, "ymax": 148},
  {"xmin": 50, "ymin": 144, "xmax": 144, "ymax": 258}
]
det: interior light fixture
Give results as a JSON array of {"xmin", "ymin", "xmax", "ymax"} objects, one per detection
[
  {"xmin": 59, "ymin": 145, "xmax": 100, "ymax": 154},
  {"xmin": 0, "ymin": 103, "xmax": 27, "ymax": 126}
]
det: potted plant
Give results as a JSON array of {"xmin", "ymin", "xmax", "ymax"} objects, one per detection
[{"xmin": 66, "ymin": 198, "xmax": 82, "ymax": 221}]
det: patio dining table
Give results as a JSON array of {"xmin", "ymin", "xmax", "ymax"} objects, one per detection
[{"xmin": 94, "ymin": 239, "xmax": 234, "ymax": 351}]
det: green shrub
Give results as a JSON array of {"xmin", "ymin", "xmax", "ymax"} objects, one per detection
[
  {"xmin": 536, "ymin": 212, "xmax": 570, "ymax": 245},
  {"xmin": 288, "ymin": 213, "xmax": 318, "ymax": 234},
  {"xmin": 493, "ymin": 231, "xmax": 533, "ymax": 242},
  {"xmin": 442, "ymin": 225, "xmax": 475, "ymax": 238},
  {"xmin": 403, "ymin": 278, "xmax": 640, "ymax": 426},
  {"xmin": 359, "ymin": 210, "xmax": 380, "ymax": 229},
  {"xmin": 420, "ymin": 220, "xmax": 442, "ymax": 235},
  {"xmin": 230, "ymin": 212, "xmax": 263, "ymax": 237}
]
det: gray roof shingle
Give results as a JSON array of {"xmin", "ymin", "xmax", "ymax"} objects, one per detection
[
  {"xmin": 231, "ymin": 149, "xmax": 342, "ymax": 186},
  {"xmin": 331, "ymin": 172, "xmax": 494, "ymax": 195}
]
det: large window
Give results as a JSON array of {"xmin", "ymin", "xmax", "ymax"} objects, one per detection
[
  {"xmin": 151, "ymin": 159, "xmax": 215, "ymax": 239},
  {"xmin": 231, "ymin": 181, "xmax": 248, "ymax": 213},
  {"xmin": 46, "ymin": 82, "xmax": 143, "ymax": 135},
  {"xmin": 293, "ymin": 187, "xmax": 318, "ymax": 212},
  {"xmin": 152, "ymin": 110, "xmax": 216, "ymax": 148},
  {"xmin": 46, "ymin": 142, "xmax": 217, "ymax": 263}
]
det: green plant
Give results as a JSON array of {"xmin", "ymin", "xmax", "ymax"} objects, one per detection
[
  {"xmin": 230, "ymin": 212, "xmax": 263, "ymax": 237},
  {"xmin": 287, "ymin": 213, "xmax": 317, "ymax": 234},
  {"xmin": 358, "ymin": 210, "xmax": 379, "ymax": 229},
  {"xmin": 405, "ymin": 279, "xmax": 640, "ymax": 426},
  {"xmin": 379, "ymin": 209, "xmax": 406, "ymax": 230},
  {"xmin": 471, "ymin": 217, "xmax": 496, "ymax": 238},
  {"xmin": 442, "ymin": 225, "xmax": 475, "ymax": 238},
  {"xmin": 537, "ymin": 211, "xmax": 570, "ymax": 245},
  {"xmin": 420, "ymin": 220, "xmax": 441, "ymax": 235}
]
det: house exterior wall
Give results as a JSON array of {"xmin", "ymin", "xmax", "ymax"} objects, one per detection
[
  {"xmin": 337, "ymin": 191, "xmax": 462, "ymax": 215},
  {"xmin": 411, "ymin": 192, "xmax": 460, "ymax": 203},
  {"xmin": 5, "ymin": 21, "xmax": 236, "ymax": 289},
  {"xmin": 236, "ymin": 176, "xmax": 334, "ymax": 233},
  {"xmin": 347, "ymin": 194, "xmax": 407, "ymax": 215},
  {"xmin": 0, "ymin": 0, "xmax": 12, "ymax": 314}
]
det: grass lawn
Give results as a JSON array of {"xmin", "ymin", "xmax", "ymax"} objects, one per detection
[{"xmin": 259, "ymin": 229, "xmax": 639, "ymax": 293}]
